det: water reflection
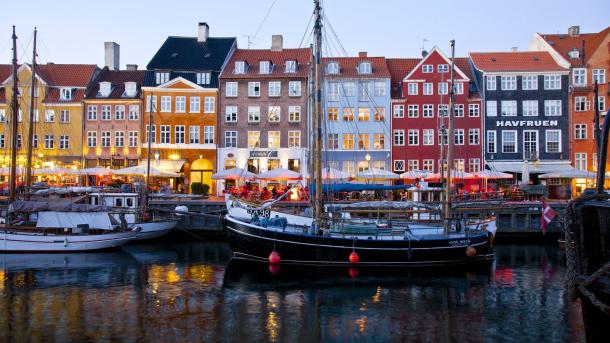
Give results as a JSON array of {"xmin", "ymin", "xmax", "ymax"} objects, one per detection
[{"xmin": 0, "ymin": 243, "xmax": 584, "ymax": 342}]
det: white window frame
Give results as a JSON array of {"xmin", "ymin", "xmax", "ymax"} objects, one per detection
[
  {"xmin": 422, "ymin": 65, "xmax": 433, "ymax": 73},
  {"xmin": 268, "ymin": 106, "xmax": 281, "ymax": 123},
  {"xmin": 225, "ymin": 82, "xmax": 238, "ymax": 97},
  {"xmin": 501, "ymin": 130, "xmax": 517, "ymax": 154},
  {"xmin": 174, "ymin": 125, "xmax": 185, "ymax": 144},
  {"xmin": 486, "ymin": 76, "xmax": 496, "ymax": 91},
  {"xmin": 544, "ymin": 75, "xmax": 561, "ymax": 90},
  {"xmin": 545, "ymin": 129, "xmax": 562, "ymax": 153},
  {"xmin": 573, "ymin": 68, "xmax": 587, "ymax": 86},
  {"xmin": 545, "ymin": 100, "xmax": 562, "ymax": 116},
  {"xmin": 522, "ymin": 75, "xmax": 538, "ymax": 90},
  {"xmin": 408, "ymin": 83, "xmax": 418, "ymax": 95},
  {"xmin": 225, "ymin": 131, "xmax": 237, "ymax": 148},
  {"xmin": 393, "ymin": 130, "xmax": 405, "ymax": 146},
  {"xmin": 175, "ymin": 96, "xmax": 186, "ymax": 113},
  {"xmin": 500, "ymin": 100, "xmax": 517, "ymax": 116},
  {"xmin": 248, "ymin": 82, "xmax": 261, "ymax": 97},
  {"xmin": 423, "ymin": 104, "xmax": 434, "ymax": 118},
  {"xmin": 423, "ymin": 83, "xmax": 433, "ymax": 95},
  {"xmin": 87, "ymin": 131, "xmax": 97, "ymax": 148},
  {"xmin": 160, "ymin": 96, "xmax": 171, "ymax": 112},
  {"xmin": 225, "ymin": 106, "xmax": 238, "ymax": 123},
  {"xmin": 204, "ymin": 96, "xmax": 215, "ymax": 113},
  {"xmin": 393, "ymin": 104, "xmax": 404, "ymax": 118},
  {"xmin": 469, "ymin": 128, "xmax": 480, "ymax": 145},
  {"xmin": 268, "ymin": 81, "xmax": 281, "ymax": 97},
  {"xmin": 468, "ymin": 104, "xmax": 480, "ymax": 117},
  {"xmin": 423, "ymin": 129, "xmax": 434, "ymax": 146},
  {"xmin": 115, "ymin": 131, "xmax": 124, "ymax": 148},
  {"xmin": 288, "ymin": 81, "xmax": 301, "ymax": 97},
  {"xmin": 487, "ymin": 130, "xmax": 497, "ymax": 154},
  {"xmin": 501, "ymin": 75, "xmax": 517, "ymax": 90},
  {"xmin": 189, "ymin": 126, "xmax": 200, "ymax": 144},
  {"xmin": 203, "ymin": 126, "xmax": 214, "ymax": 144},
  {"xmin": 248, "ymin": 106, "xmax": 260, "ymax": 123},
  {"xmin": 288, "ymin": 106, "xmax": 301, "ymax": 122},
  {"xmin": 522, "ymin": 100, "xmax": 539, "ymax": 117},
  {"xmin": 593, "ymin": 69, "xmax": 606, "ymax": 84},
  {"xmin": 190, "ymin": 96, "xmax": 201, "ymax": 113}
]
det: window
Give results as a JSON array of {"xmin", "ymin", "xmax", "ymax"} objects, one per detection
[
  {"xmin": 546, "ymin": 130, "xmax": 561, "ymax": 153},
  {"xmin": 502, "ymin": 131, "xmax": 517, "ymax": 153},
  {"xmin": 438, "ymin": 104, "xmax": 449, "ymax": 117},
  {"xmin": 453, "ymin": 82, "xmax": 464, "ymax": 95},
  {"xmin": 248, "ymin": 82, "xmax": 260, "ymax": 97},
  {"xmin": 358, "ymin": 134, "xmax": 370, "ymax": 150},
  {"xmin": 374, "ymin": 108, "xmax": 385, "ymax": 121},
  {"xmin": 423, "ymin": 104, "xmax": 434, "ymax": 118},
  {"xmin": 128, "ymin": 131, "xmax": 138, "ymax": 147},
  {"xmin": 0, "ymin": 109, "xmax": 5, "ymax": 122},
  {"xmin": 573, "ymin": 68, "xmax": 587, "ymax": 86},
  {"xmin": 568, "ymin": 49, "xmax": 580, "ymax": 59},
  {"xmin": 469, "ymin": 104, "xmax": 479, "ymax": 117},
  {"xmin": 408, "ymin": 83, "xmax": 418, "ymax": 95},
  {"xmin": 268, "ymin": 81, "xmax": 281, "ymax": 97},
  {"xmin": 155, "ymin": 72, "xmax": 169, "ymax": 84},
  {"xmin": 423, "ymin": 129, "xmax": 434, "ymax": 145},
  {"xmin": 454, "ymin": 104, "xmax": 464, "ymax": 117},
  {"xmin": 115, "ymin": 131, "xmax": 124, "ymax": 147},
  {"xmin": 327, "ymin": 82, "xmax": 339, "ymax": 101},
  {"xmin": 259, "ymin": 61, "xmax": 270, "ymax": 74},
  {"xmin": 487, "ymin": 131, "xmax": 497, "ymax": 153},
  {"xmin": 575, "ymin": 124, "xmax": 587, "ymax": 140},
  {"xmin": 469, "ymin": 128, "xmax": 480, "ymax": 145},
  {"xmin": 0, "ymin": 134, "xmax": 4, "ymax": 148},
  {"xmin": 524, "ymin": 130, "xmax": 538, "ymax": 159},
  {"xmin": 522, "ymin": 75, "xmax": 538, "ymax": 90},
  {"xmin": 145, "ymin": 95, "xmax": 157, "ymax": 113},
  {"xmin": 343, "ymin": 134, "xmax": 355, "ymax": 149},
  {"xmin": 160, "ymin": 96, "xmax": 171, "ymax": 112},
  {"xmin": 16, "ymin": 134, "xmax": 21, "ymax": 149},
  {"xmin": 32, "ymin": 110, "xmax": 38, "ymax": 122},
  {"xmin": 422, "ymin": 65, "xmax": 433, "ymax": 73},
  {"xmin": 87, "ymin": 131, "xmax": 97, "ymax": 147},
  {"xmin": 59, "ymin": 110, "xmax": 70, "ymax": 123},
  {"xmin": 575, "ymin": 96, "xmax": 589, "ymax": 112},
  {"xmin": 145, "ymin": 125, "xmax": 156, "ymax": 143},
  {"xmin": 423, "ymin": 159, "xmax": 434, "ymax": 172},
  {"xmin": 469, "ymin": 159, "xmax": 481, "ymax": 173},
  {"xmin": 59, "ymin": 135, "xmax": 69, "ymax": 149},
  {"xmin": 248, "ymin": 106, "xmax": 260, "ymax": 122},
  {"xmin": 408, "ymin": 129, "xmax": 419, "ymax": 146},
  {"xmin": 196, "ymin": 72, "xmax": 211, "ymax": 85},
  {"xmin": 225, "ymin": 131, "xmax": 237, "ymax": 148},
  {"xmin": 190, "ymin": 96, "xmax": 200, "ymax": 113},
  {"xmin": 501, "ymin": 101, "xmax": 517, "ymax": 116},
  {"xmin": 423, "ymin": 83, "xmax": 433, "ymax": 95},
  {"xmin": 189, "ymin": 126, "xmax": 200, "ymax": 144},
  {"xmin": 18, "ymin": 110, "xmax": 22, "ymax": 122},
  {"xmin": 173, "ymin": 96, "xmax": 185, "ymax": 113},
  {"xmin": 44, "ymin": 110, "xmax": 55, "ymax": 122},
  {"xmin": 393, "ymin": 130, "xmax": 404, "ymax": 146},
  {"xmin": 454, "ymin": 129, "xmax": 464, "ymax": 145},
  {"xmin": 343, "ymin": 108, "xmax": 354, "ymax": 121},
  {"xmin": 438, "ymin": 82, "xmax": 448, "ymax": 95},
  {"xmin": 343, "ymin": 82, "xmax": 356, "ymax": 96},
  {"xmin": 593, "ymin": 69, "xmax": 606, "ymax": 84},
  {"xmin": 374, "ymin": 82, "xmax": 386, "ymax": 96},
  {"xmin": 248, "ymin": 131, "xmax": 260, "ymax": 148},
  {"xmin": 393, "ymin": 104, "xmax": 404, "ymax": 118},
  {"xmin": 267, "ymin": 131, "xmax": 281, "ymax": 148},
  {"xmin": 358, "ymin": 108, "xmax": 370, "ymax": 121},
  {"xmin": 268, "ymin": 106, "xmax": 281, "ymax": 122},
  {"xmin": 454, "ymin": 159, "xmax": 465, "ymax": 172},
  {"xmin": 544, "ymin": 75, "xmax": 561, "ymax": 90},
  {"xmin": 204, "ymin": 97, "xmax": 215, "ymax": 113},
  {"xmin": 289, "ymin": 106, "xmax": 301, "ymax": 122},
  {"xmin": 288, "ymin": 130, "xmax": 301, "ymax": 148},
  {"xmin": 436, "ymin": 64, "xmax": 448, "ymax": 73},
  {"xmin": 101, "ymin": 132, "xmax": 110, "ymax": 147},
  {"xmin": 575, "ymin": 153, "xmax": 587, "ymax": 170},
  {"xmin": 373, "ymin": 134, "xmax": 384, "ymax": 150},
  {"xmin": 128, "ymin": 105, "xmax": 139, "ymax": 120},
  {"xmin": 203, "ymin": 126, "xmax": 214, "ymax": 144},
  {"xmin": 523, "ymin": 100, "xmax": 539, "ymax": 116},
  {"xmin": 328, "ymin": 108, "xmax": 339, "ymax": 121},
  {"xmin": 226, "ymin": 82, "xmax": 238, "ymax": 97},
  {"xmin": 327, "ymin": 62, "xmax": 339, "ymax": 74},
  {"xmin": 225, "ymin": 106, "xmax": 238, "ymax": 122},
  {"xmin": 359, "ymin": 82, "xmax": 372, "ymax": 101},
  {"xmin": 501, "ymin": 76, "xmax": 517, "ymax": 90},
  {"xmin": 545, "ymin": 100, "xmax": 562, "ymax": 116},
  {"xmin": 327, "ymin": 133, "xmax": 339, "ymax": 149},
  {"xmin": 174, "ymin": 126, "xmax": 185, "ymax": 144},
  {"xmin": 234, "ymin": 61, "xmax": 246, "ymax": 74},
  {"xmin": 407, "ymin": 160, "xmax": 419, "ymax": 171},
  {"xmin": 407, "ymin": 104, "xmax": 419, "ymax": 118},
  {"xmin": 343, "ymin": 161, "xmax": 356, "ymax": 176},
  {"xmin": 486, "ymin": 76, "xmax": 496, "ymax": 91},
  {"xmin": 599, "ymin": 96, "xmax": 606, "ymax": 112},
  {"xmin": 358, "ymin": 62, "xmax": 372, "ymax": 74},
  {"xmin": 285, "ymin": 60, "xmax": 297, "ymax": 73},
  {"xmin": 60, "ymin": 88, "xmax": 72, "ymax": 100},
  {"xmin": 288, "ymin": 81, "xmax": 301, "ymax": 96},
  {"xmin": 160, "ymin": 125, "xmax": 171, "ymax": 144},
  {"xmin": 393, "ymin": 160, "xmax": 405, "ymax": 172}
]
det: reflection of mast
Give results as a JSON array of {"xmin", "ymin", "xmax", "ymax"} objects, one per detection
[
  {"xmin": 312, "ymin": 0, "xmax": 324, "ymax": 227},
  {"xmin": 444, "ymin": 40, "xmax": 456, "ymax": 232},
  {"xmin": 9, "ymin": 26, "xmax": 19, "ymax": 203},
  {"xmin": 25, "ymin": 28, "xmax": 37, "ymax": 199}
]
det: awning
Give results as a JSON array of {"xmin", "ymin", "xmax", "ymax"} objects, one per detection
[
  {"xmin": 487, "ymin": 161, "xmax": 575, "ymax": 174},
  {"xmin": 152, "ymin": 159, "xmax": 186, "ymax": 173}
]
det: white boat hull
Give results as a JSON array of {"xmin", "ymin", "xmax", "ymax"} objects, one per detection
[
  {"xmin": 0, "ymin": 230, "xmax": 137, "ymax": 252},
  {"xmin": 132, "ymin": 220, "xmax": 178, "ymax": 241}
]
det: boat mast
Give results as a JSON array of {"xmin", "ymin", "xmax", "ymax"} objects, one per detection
[
  {"xmin": 24, "ymin": 28, "xmax": 37, "ymax": 199},
  {"xmin": 144, "ymin": 95, "xmax": 153, "ymax": 212},
  {"xmin": 8, "ymin": 26, "xmax": 20, "ymax": 203},
  {"xmin": 313, "ymin": 0, "xmax": 324, "ymax": 227},
  {"xmin": 443, "ymin": 40, "xmax": 456, "ymax": 231}
]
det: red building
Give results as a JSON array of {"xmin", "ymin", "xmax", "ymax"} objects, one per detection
[{"xmin": 387, "ymin": 48, "xmax": 483, "ymax": 175}]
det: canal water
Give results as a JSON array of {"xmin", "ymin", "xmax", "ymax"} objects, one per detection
[{"xmin": 0, "ymin": 242, "xmax": 584, "ymax": 342}]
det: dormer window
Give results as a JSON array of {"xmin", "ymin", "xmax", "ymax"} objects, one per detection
[
  {"xmin": 285, "ymin": 60, "xmax": 297, "ymax": 73},
  {"xmin": 358, "ymin": 62, "xmax": 372, "ymax": 74},
  {"xmin": 235, "ymin": 61, "xmax": 246, "ymax": 74},
  {"xmin": 155, "ymin": 72, "xmax": 169, "ymax": 85},
  {"xmin": 259, "ymin": 61, "xmax": 271, "ymax": 74},
  {"xmin": 196, "ymin": 72, "xmax": 211, "ymax": 84},
  {"xmin": 124, "ymin": 82, "xmax": 137, "ymax": 97},
  {"xmin": 568, "ymin": 49, "xmax": 580, "ymax": 59},
  {"xmin": 99, "ymin": 82, "xmax": 111, "ymax": 97},
  {"xmin": 438, "ymin": 64, "xmax": 449, "ymax": 73},
  {"xmin": 60, "ymin": 88, "xmax": 72, "ymax": 100},
  {"xmin": 327, "ymin": 62, "xmax": 339, "ymax": 74},
  {"xmin": 422, "ymin": 65, "xmax": 433, "ymax": 73}
]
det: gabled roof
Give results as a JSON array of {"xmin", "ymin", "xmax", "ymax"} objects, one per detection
[
  {"xmin": 85, "ymin": 69, "xmax": 146, "ymax": 100},
  {"xmin": 0, "ymin": 65, "xmax": 12, "ymax": 84},
  {"xmin": 220, "ymin": 48, "xmax": 311, "ymax": 79},
  {"xmin": 403, "ymin": 47, "xmax": 470, "ymax": 81},
  {"xmin": 146, "ymin": 36, "xmax": 236, "ymax": 71},
  {"xmin": 36, "ymin": 64, "xmax": 98, "ymax": 87},
  {"xmin": 537, "ymin": 26, "xmax": 610, "ymax": 67},
  {"xmin": 143, "ymin": 76, "xmax": 207, "ymax": 91},
  {"xmin": 322, "ymin": 55, "xmax": 391, "ymax": 79},
  {"xmin": 385, "ymin": 58, "xmax": 419, "ymax": 99},
  {"xmin": 469, "ymin": 51, "xmax": 568, "ymax": 72}
]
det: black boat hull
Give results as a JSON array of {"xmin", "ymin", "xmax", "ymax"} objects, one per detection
[{"xmin": 224, "ymin": 216, "xmax": 494, "ymax": 267}]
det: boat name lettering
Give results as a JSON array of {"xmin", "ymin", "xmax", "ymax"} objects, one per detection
[
  {"xmin": 249, "ymin": 151, "xmax": 278, "ymax": 158},
  {"xmin": 448, "ymin": 239, "xmax": 471, "ymax": 246},
  {"xmin": 496, "ymin": 120, "xmax": 558, "ymax": 127},
  {"xmin": 247, "ymin": 209, "xmax": 271, "ymax": 218}
]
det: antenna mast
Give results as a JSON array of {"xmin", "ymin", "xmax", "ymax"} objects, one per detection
[{"xmin": 25, "ymin": 28, "xmax": 37, "ymax": 199}]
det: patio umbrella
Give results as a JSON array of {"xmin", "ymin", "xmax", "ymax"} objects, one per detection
[
  {"xmin": 0, "ymin": 166, "xmax": 24, "ymax": 175},
  {"xmin": 521, "ymin": 160, "xmax": 530, "ymax": 185},
  {"xmin": 113, "ymin": 165, "xmax": 179, "ymax": 178},
  {"xmin": 212, "ymin": 167, "xmax": 256, "ymax": 180},
  {"xmin": 400, "ymin": 170, "xmax": 430, "ymax": 180},
  {"xmin": 473, "ymin": 170, "xmax": 513, "ymax": 179},
  {"xmin": 539, "ymin": 169, "xmax": 607, "ymax": 179},
  {"xmin": 75, "ymin": 167, "xmax": 113, "ymax": 176},
  {"xmin": 321, "ymin": 167, "xmax": 351, "ymax": 179},
  {"xmin": 256, "ymin": 168, "xmax": 302, "ymax": 180},
  {"xmin": 355, "ymin": 168, "xmax": 400, "ymax": 180},
  {"xmin": 33, "ymin": 167, "xmax": 72, "ymax": 175},
  {"xmin": 425, "ymin": 170, "xmax": 475, "ymax": 181}
]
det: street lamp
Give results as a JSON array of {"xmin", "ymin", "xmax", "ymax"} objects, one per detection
[{"xmin": 365, "ymin": 153, "xmax": 371, "ymax": 171}]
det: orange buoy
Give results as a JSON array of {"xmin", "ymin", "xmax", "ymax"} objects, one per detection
[
  {"xmin": 348, "ymin": 267, "xmax": 359, "ymax": 278},
  {"xmin": 466, "ymin": 246, "xmax": 477, "ymax": 257},
  {"xmin": 269, "ymin": 250, "xmax": 281, "ymax": 264},
  {"xmin": 349, "ymin": 250, "xmax": 360, "ymax": 264}
]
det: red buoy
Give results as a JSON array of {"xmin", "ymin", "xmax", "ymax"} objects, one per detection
[
  {"xmin": 348, "ymin": 267, "xmax": 359, "ymax": 278},
  {"xmin": 269, "ymin": 250, "xmax": 281, "ymax": 264},
  {"xmin": 349, "ymin": 251, "xmax": 360, "ymax": 264}
]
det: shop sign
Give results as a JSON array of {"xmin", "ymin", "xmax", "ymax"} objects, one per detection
[
  {"xmin": 249, "ymin": 151, "xmax": 278, "ymax": 158},
  {"xmin": 496, "ymin": 120, "xmax": 558, "ymax": 127}
]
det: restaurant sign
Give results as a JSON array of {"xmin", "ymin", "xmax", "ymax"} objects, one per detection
[
  {"xmin": 496, "ymin": 120, "xmax": 558, "ymax": 127},
  {"xmin": 249, "ymin": 150, "xmax": 278, "ymax": 158}
]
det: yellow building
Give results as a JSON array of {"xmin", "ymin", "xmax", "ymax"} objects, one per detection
[{"xmin": 0, "ymin": 64, "xmax": 99, "ymax": 172}]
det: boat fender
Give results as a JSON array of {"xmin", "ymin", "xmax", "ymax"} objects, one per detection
[
  {"xmin": 175, "ymin": 205, "xmax": 188, "ymax": 216},
  {"xmin": 349, "ymin": 251, "xmax": 360, "ymax": 264},
  {"xmin": 64, "ymin": 237, "xmax": 68, "ymax": 247},
  {"xmin": 466, "ymin": 246, "xmax": 477, "ymax": 257},
  {"xmin": 269, "ymin": 251, "xmax": 281, "ymax": 264}
]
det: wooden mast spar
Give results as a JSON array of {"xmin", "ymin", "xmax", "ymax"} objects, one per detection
[
  {"xmin": 8, "ymin": 26, "xmax": 19, "ymax": 204},
  {"xmin": 313, "ymin": 0, "xmax": 324, "ymax": 228},
  {"xmin": 24, "ymin": 28, "xmax": 37, "ymax": 199},
  {"xmin": 444, "ymin": 40, "xmax": 456, "ymax": 233}
]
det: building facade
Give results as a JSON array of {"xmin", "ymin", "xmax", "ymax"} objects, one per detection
[
  {"xmin": 321, "ymin": 53, "xmax": 392, "ymax": 175},
  {"xmin": 0, "ymin": 63, "xmax": 98, "ymax": 171},
  {"xmin": 217, "ymin": 36, "xmax": 310, "ymax": 192},
  {"xmin": 142, "ymin": 23, "xmax": 236, "ymax": 193},
  {"xmin": 388, "ymin": 48, "xmax": 483, "ymax": 175},
  {"xmin": 469, "ymin": 51, "xmax": 571, "ymax": 177},
  {"xmin": 529, "ymin": 25, "xmax": 610, "ymax": 171}
]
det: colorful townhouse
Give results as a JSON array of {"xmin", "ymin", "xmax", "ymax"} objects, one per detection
[
  {"xmin": 217, "ymin": 36, "xmax": 310, "ymax": 192},
  {"xmin": 142, "ymin": 23, "xmax": 236, "ymax": 193},
  {"xmin": 387, "ymin": 48, "xmax": 483, "ymax": 175},
  {"xmin": 469, "ymin": 51, "xmax": 571, "ymax": 183},
  {"xmin": 529, "ymin": 25, "xmax": 610, "ymax": 172},
  {"xmin": 0, "ymin": 63, "xmax": 99, "ymax": 172},
  {"xmin": 321, "ymin": 53, "xmax": 392, "ymax": 176}
]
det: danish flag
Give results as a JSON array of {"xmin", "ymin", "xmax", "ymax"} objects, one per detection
[{"xmin": 540, "ymin": 199, "xmax": 558, "ymax": 235}]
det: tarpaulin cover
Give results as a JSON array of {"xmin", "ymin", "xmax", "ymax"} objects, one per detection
[
  {"xmin": 36, "ymin": 211, "xmax": 114, "ymax": 230},
  {"xmin": 10, "ymin": 200, "xmax": 111, "ymax": 213}
]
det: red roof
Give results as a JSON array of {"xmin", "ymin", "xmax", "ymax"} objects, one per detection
[
  {"xmin": 0, "ymin": 88, "xmax": 5, "ymax": 103},
  {"xmin": 0, "ymin": 65, "xmax": 12, "ymax": 84},
  {"xmin": 538, "ymin": 27, "xmax": 610, "ymax": 66},
  {"xmin": 322, "ymin": 55, "xmax": 390, "ymax": 79},
  {"xmin": 469, "ymin": 51, "xmax": 567, "ymax": 72},
  {"xmin": 385, "ymin": 58, "xmax": 419, "ymax": 99},
  {"xmin": 85, "ymin": 69, "xmax": 146, "ymax": 100},
  {"xmin": 220, "ymin": 48, "xmax": 311, "ymax": 79},
  {"xmin": 36, "ymin": 64, "xmax": 98, "ymax": 87}
]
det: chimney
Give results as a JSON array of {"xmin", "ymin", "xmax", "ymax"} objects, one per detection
[
  {"xmin": 104, "ymin": 42, "xmax": 120, "ymax": 71},
  {"xmin": 126, "ymin": 64, "xmax": 138, "ymax": 71},
  {"xmin": 197, "ymin": 22, "xmax": 209, "ymax": 43},
  {"xmin": 510, "ymin": 47, "xmax": 518, "ymax": 52},
  {"xmin": 359, "ymin": 51, "xmax": 368, "ymax": 58},
  {"xmin": 568, "ymin": 26, "xmax": 580, "ymax": 37},
  {"xmin": 271, "ymin": 35, "xmax": 283, "ymax": 51}
]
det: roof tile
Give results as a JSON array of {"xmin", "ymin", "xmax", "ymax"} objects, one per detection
[
  {"xmin": 469, "ymin": 51, "xmax": 567, "ymax": 72},
  {"xmin": 85, "ymin": 69, "xmax": 146, "ymax": 99},
  {"xmin": 220, "ymin": 48, "xmax": 311, "ymax": 79},
  {"xmin": 538, "ymin": 27, "xmax": 610, "ymax": 66}
]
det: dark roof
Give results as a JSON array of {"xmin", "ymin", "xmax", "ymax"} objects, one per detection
[
  {"xmin": 469, "ymin": 51, "xmax": 568, "ymax": 72},
  {"xmin": 538, "ymin": 27, "xmax": 610, "ymax": 67},
  {"xmin": 143, "ymin": 70, "xmax": 222, "ymax": 88},
  {"xmin": 322, "ymin": 55, "xmax": 391, "ymax": 79},
  {"xmin": 146, "ymin": 36, "xmax": 236, "ymax": 71},
  {"xmin": 385, "ymin": 58, "xmax": 419, "ymax": 99},
  {"xmin": 85, "ymin": 69, "xmax": 146, "ymax": 99},
  {"xmin": 220, "ymin": 48, "xmax": 311, "ymax": 79}
]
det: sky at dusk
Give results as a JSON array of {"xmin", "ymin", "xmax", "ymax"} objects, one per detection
[{"xmin": 1, "ymin": 0, "xmax": 609, "ymax": 68}]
